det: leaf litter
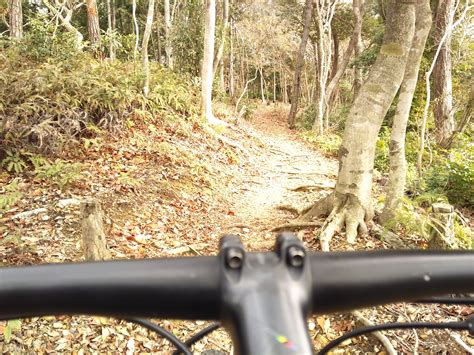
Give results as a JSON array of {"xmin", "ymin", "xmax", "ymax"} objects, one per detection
[{"xmin": 0, "ymin": 105, "xmax": 472, "ymax": 353}]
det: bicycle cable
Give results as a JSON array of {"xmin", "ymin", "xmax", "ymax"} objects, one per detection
[
  {"xmin": 318, "ymin": 315, "xmax": 474, "ymax": 354},
  {"xmin": 124, "ymin": 318, "xmax": 192, "ymax": 355},
  {"xmin": 173, "ymin": 323, "xmax": 221, "ymax": 355}
]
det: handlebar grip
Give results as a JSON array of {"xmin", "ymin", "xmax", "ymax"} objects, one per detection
[
  {"xmin": 0, "ymin": 257, "xmax": 221, "ymax": 320},
  {"xmin": 310, "ymin": 250, "xmax": 474, "ymax": 314}
]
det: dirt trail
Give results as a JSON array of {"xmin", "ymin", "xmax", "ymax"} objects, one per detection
[{"xmin": 233, "ymin": 107, "xmax": 337, "ymax": 222}]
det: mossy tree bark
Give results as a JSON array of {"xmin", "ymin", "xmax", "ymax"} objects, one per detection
[
  {"xmin": 301, "ymin": 0, "xmax": 416, "ymax": 251},
  {"xmin": 380, "ymin": 0, "xmax": 432, "ymax": 225},
  {"xmin": 287, "ymin": 0, "xmax": 313, "ymax": 129}
]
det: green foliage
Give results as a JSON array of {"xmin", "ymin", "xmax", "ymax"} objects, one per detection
[
  {"xmin": 171, "ymin": 0, "xmax": 204, "ymax": 76},
  {"xmin": 1, "ymin": 151, "xmax": 27, "ymax": 174},
  {"xmin": 19, "ymin": 14, "xmax": 80, "ymax": 61},
  {"xmin": 424, "ymin": 143, "xmax": 474, "ymax": 207},
  {"xmin": 0, "ymin": 51, "xmax": 200, "ymax": 155},
  {"xmin": 374, "ymin": 127, "xmax": 390, "ymax": 172},
  {"xmin": 0, "ymin": 179, "xmax": 22, "ymax": 212},
  {"xmin": 301, "ymin": 131, "xmax": 342, "ymax": 158},
  {"xmin": 33, "ymin": 159, "xmax": 83, "ymax": 190},
  {"xmin": 454, "ymin": 220, "xmax": 473, "ymax": 250},
  {"xmin": 296, "ymin": 104, "xmax": 317, "ymax": 130},
  {"xmin": 3, "ymin": 319, "xmax": 21, "ymax": 343}
]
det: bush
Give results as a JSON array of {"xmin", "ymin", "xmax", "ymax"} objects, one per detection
[
  {"xmin": 0, "ymin": 52, "xmax": 200, "ymax": 155},
  {"xmin": 424, "ymin": 142, "xmax": 474, "ymax": 207},
  {"xmin": 374, "ymin": 127, "xmax": 390, "ymax": 172},
  {"xmin": 301, "ymin": 131, "xmax": 342, "ymax": 158}
]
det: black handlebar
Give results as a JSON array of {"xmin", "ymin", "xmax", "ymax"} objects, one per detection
[
  {"xmin": 310, "ymin": 250, "xmax": 474, "ymax": 314},
  {"xmin": 0, "ymin": 234, "xmax": 473, "ymax": 354},
  {"xmin": 0, "ymin": 257, "xmax": 221, "ymax": 320}
]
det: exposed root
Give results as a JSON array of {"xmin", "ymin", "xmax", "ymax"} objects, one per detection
[
  {"xmin": 288, "ymin": 183, "xmax": 334, "ymax": 192},
  {"xmin": 371, "ymin": 224, "xmax": 415, "ymax": 249},
  {"xmin": 271, "ymin": 221, "xmax": 323, "ymax": 232},
  {"xmin": 299, "ymin": 193, "xmax": 335, "ymax": 222},
  {"xmin": 275, "ymin": 204, "xmax": 300, "ymax": 216},
  {"xmin": 352, "ymin": 311, "xmax": 397, "ymax": 355},
  {"xmin": 318, "ymin": 193, "xmax": 367, "ymax": 251}
]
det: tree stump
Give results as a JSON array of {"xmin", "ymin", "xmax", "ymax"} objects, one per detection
[
  {"xmin": 81, "ymin": 198, "xmax": 111, "ymax": 260},
  {"xmin": 428, "ymin": 203, "xmax": 457, "ymax": 249}
]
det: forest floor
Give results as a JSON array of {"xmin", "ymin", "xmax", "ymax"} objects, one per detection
[{"xmin": 0, "ymin": 104, "xmax": 472, "ymax": 354}]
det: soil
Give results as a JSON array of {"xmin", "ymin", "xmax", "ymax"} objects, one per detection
[{"xmin": 0, "ymin": 105, "xmax": 472, "ymax": 354}]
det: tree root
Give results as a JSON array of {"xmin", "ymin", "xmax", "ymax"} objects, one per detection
[
  {"xmin": 288, "ymin": 184, "xmax": 334, "ymax": 192},
  {"xmin": 271, "ymin": 221, "xmax": 323, "ymax": 232},
  {"xmin": 371, "ymin": 224, "xmax": 415, "ymax": 249},
  {"xmin": 352, "ymin": 311, "xmax": 397, "ymax": 355},
  {"xmin": 275, "ymin": 204, "xmax": 300, "ymax": 216}
]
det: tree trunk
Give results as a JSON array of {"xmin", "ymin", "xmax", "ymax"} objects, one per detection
[
  {"xmin": 432, "ymin": 0, "xmax": 455, "ymax": 147},
  {"xmin": 380, "ymin": 0, "xmax": 432, "ymax": 225},
  {"xmin": 8, "ymin": 0, "xmax": 22, "ymax": 39},
  {"xmin": 142, "ymin": 0, "xmax": 155, "ymax": 96},
  {"xmin": 287, "ymin": 0, "xmax": 313, "ymax": 129},
  {"xmin": 42, "ymin": 0, "xmax": 83, "ymax": 50},
  {"xmin": 302, "ymin": 0, "xmax": 416, "ymax": 251},
  {"xmin": 201, "ymin": 0, "xmax": 218, "ymax": 123},
  {"xmin": 325, "ymin": 0, "xmax": 364, "ymax": 114},
  {"xmin": 311, "ymin": 0, "xmax": 337, "ymax": 134},
  {"xmin": 313, "ymin": 37, "xmax": 325, "ymax": 134},
  {"xmin": 106, "ymin": 0, "xmax": 115, "ymax": 60},
  {"xmin": 330, "ymin": 30, "xmax": 339, "ymax": 82},
  {"xmin": 86, "ymin": 0, "xmax": 102, "ymax": 52},
  {"xmin": 164, "ymin": 0, "xmax": 173, "ymax": 68},
  {"xmin": 260, "ymin": 68, "xmax": 266, "ymax": 104},
  {"xmin": 353, "ymin": 23, "xmax": 363, "ymax": 96},
  {"xmin": 213, "ymin": 0, "xmax": 229, "ymax": 76},
  {"xmin": 81, "ymin": 199, "xmax": 111, "ymax": 261},
  {"xmin": 229, "ymin": 20, "xmax": 235, "ymax": 98},
  {"xmin": 133, "ymin": 0, "xmax": 139, "ymax": 58}
]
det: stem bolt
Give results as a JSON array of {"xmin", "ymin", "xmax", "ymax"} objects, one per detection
[
  {"xmin": 287, "ymin": 246, "xmax": 305, "ymax": 267},
  {"xmin": 226, "ymin": 248, "xmax": 244, "ymax": 269}
]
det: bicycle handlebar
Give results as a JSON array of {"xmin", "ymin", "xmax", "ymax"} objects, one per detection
[{"xmin": 0, "ymin": 234, "xmax": 473, "ymax": 354}]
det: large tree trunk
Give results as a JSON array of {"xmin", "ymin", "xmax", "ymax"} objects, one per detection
[
  {"xmin": 8, "ymin": 0, "xmax": 22, "ymax": 39},
  {"xmin": 142, "ymin": 0, "xmax": 155, "ymax": 96},
  {"xmin": 86, "ymin": 0, "xmax": 102, "ymax": 52},
  {"xmin": 432, "ymin": 0, "xmax": 455, "ymax": 147},
  {"xmin": 164, "ymin": 0, "xmax": 173, "ymax": 68},
  {"xmin": 201, "ymin": 0, "xmax": 219, "ymax": 123},
  {"xmin": 287, "ymin": 0, "xmax": 313, "ymax": 129},
  {"xmin": 302, "ymin": 0, "xmax": 416, "ymax": 251},
  {"xmin": 380, "ymin": 0, "xmax": 432, "ymax": 225},
  {"xmin": 325, "ymin": 0, "xmax": 364, "ymax": 114}
]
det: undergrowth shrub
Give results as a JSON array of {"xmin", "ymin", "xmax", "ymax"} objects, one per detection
[
  {"xmin": 0, "ymin": 179, "xmax": 22, "ymax": 212},
  {"xmin": 0, "ymin": 46, "xmax": 200, "ymax": 155},
  {"xmin": 301, "ymin": 131, "xmax": 342, "ymax": 158},
  {"xmin": 423, "ymin": 143, "xmax": 474, "ymax": 208},
  {"xmin": 374, "ymin": 127, "xmax": 390, "ymax": 172}
]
